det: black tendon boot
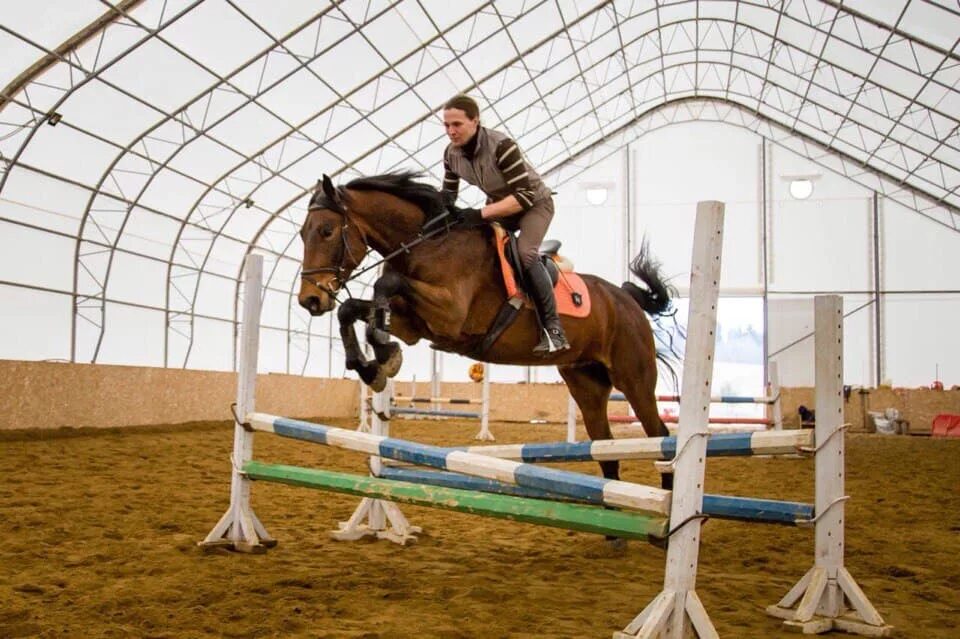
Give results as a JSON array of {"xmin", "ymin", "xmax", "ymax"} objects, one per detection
[{"xmin": 525, "ymin": 259, "xmax": 571, "ymax": 354}]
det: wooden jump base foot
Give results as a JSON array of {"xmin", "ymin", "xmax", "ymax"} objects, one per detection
[
  {"xmin": 766, "ymin": 567, "xmax": 892, "ymax": 637},
  {"xmin": 331, "ymin": 497, "xmax": 421, "ymax": 546},
  {"xmin": 474, "ymin": 424, "xmax": 495, "ymax": 441},
  {"xmin": 200, "ymin": 500, "xmax": 277, "ymax": 553},
  {"xmin": 613, "ymin": 589, "xmax": 718, "ymax": 639}
]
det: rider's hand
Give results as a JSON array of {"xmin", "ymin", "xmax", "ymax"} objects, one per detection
[{"xmin": 447, "ymin": 204, "xmax": 485, "ymax": 227}]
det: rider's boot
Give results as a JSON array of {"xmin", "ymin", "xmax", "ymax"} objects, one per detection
[{"xmin": 525, "ymin": 259, "xmax": 571, "ymax": 355}]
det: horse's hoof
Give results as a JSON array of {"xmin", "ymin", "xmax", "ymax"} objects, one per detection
[
  {"xmin": 379, "ymin": 347, "xmax": 403, "ymax": 378},
  {"xmin": 368, "ymin": 368, "xmax": 388, "ymax": 393},
  {"xmin": 357, "ymin": 362, "xmax": 381, "ymax": 386}
]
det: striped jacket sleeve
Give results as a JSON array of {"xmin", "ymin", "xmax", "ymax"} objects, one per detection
[
  {"xmin": 495, "ymin": 137, "xmax": 536, "ymax": 211},
  {"xmin": 441, "ymin": 158, "xmax": 459, "ymax": 207}
]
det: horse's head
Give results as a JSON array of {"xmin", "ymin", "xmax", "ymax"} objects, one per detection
[{"xmin": 298, "ymin": 175, "xmax": 369, "ymax": 316}]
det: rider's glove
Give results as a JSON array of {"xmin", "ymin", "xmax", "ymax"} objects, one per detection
[{"xmin": 447, "ymin": 205, "xmax": 485, "ymax": 228}]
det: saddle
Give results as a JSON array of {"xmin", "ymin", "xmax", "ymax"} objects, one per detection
[
  {"xmin": 492, "ymin": 223, "xmax": 590, "ymax": 318},
  {"xmin": 468, "ymin": 224, "xmax": 590, "ymax": 358}
]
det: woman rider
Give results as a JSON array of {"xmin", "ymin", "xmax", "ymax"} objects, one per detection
[{"xmin": 440, "ymin": 94, "xmax": 571, "ymax": 354}]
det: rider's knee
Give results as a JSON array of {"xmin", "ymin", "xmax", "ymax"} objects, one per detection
[{"xmin": 519, "ymin": 247, "xmax": 539, "ymax": 269}]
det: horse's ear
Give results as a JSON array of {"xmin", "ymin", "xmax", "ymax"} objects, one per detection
[{"xmin": 321, "ymin": 174, "xmax": 340, "ymax": 205}]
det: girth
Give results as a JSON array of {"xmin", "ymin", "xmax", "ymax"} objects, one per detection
[{"xmin": 468, "ymin": 226, "xmax": 563, "ymax": 359}]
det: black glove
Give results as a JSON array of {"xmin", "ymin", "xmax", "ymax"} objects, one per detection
[{"xmin": 447, "ymin": 204, "xmax": 485, "ymax": 228}]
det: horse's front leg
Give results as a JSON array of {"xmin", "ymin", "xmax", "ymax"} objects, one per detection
[
  {"xmin": 337, "ymin": 299, "xmax": 387, "ymax": 392},
  {"xmin": 365, "ymin": 272, "xmax": 407, "ymax": 378}
]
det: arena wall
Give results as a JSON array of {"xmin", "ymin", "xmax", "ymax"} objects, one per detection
[
  {"xmin": 1, "ymin": 360, "xmax": 957, "ymax": 433},
  {"xmin": 0, "ymin": 360, "xmax": 358, "ymax": 431}
]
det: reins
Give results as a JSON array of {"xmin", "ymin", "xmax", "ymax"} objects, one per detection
[
  {"xmin": 300, "ymin": 204, "xmax": 457, "ymax": 303},
  {"xmin": 348, "ymin": 211, "xmax": 456, "ymax": 280}
]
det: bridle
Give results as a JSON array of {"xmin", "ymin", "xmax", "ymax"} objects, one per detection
[
  {"xmin": 300, "ymin": 198, "xmax": 366, "ymax": 301},
  {"xmin": 299, "ymin": 186, "xmax": 458, "ymax": 302}
]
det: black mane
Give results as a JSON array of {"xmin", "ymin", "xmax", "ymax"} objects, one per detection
[
  {"xmin": 309, "ymin": 171, "xmax": 445, "ymax": 222},
  {"xmin": 346, "ymin": 171, "xmax": 445, "ymax": 221}
]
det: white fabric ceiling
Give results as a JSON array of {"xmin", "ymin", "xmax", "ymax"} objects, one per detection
[{"xmin": 1, "ymin": 0, "xmax": 958, "ymax": 368}]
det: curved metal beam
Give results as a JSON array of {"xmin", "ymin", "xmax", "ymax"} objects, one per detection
[{"xmin": 0, "ymin": 0, "xmax": 145, "ymax": 112}]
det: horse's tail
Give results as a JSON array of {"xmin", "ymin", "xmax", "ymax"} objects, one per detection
[
  {"xmin": 622, "ymin": 239, "xmax": 682, "ymax": 392},
  {"xmin": 621, "ymin": 238, "xmax": 674, "ymax": 317}
]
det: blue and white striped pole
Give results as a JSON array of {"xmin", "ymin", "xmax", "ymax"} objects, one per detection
[
  {"xmin": 450, "ymin": 429, "xmax": 812, "ymax": 463},
  {"xmin": 246, "ymin": 412, "xmax": 671, "ymax": 515}
]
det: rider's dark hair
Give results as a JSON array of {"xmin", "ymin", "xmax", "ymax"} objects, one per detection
[{"xmin": 443, "ymin": 94, "xmax": 480, "ymax": 120}]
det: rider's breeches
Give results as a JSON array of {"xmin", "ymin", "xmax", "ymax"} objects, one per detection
[{"xmin": 505, "ymin": 197, "xmax": 555, "ymax": 268}]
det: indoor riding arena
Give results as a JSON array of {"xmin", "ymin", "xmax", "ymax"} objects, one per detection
[{"xmin": 2, "ymin": 2, "xmax": 959, "ymax": 639}]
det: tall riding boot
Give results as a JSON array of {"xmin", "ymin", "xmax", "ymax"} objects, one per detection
[{"xmin": 525, "ymin": 259, "xmax": 571, "ymax": 354}]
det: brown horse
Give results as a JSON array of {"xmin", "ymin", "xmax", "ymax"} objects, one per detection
[{"xmin": 298, "ymin": 172, "xmax": 675, "ymax": 490}]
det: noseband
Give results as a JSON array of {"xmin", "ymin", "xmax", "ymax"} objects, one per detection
[{"xmin": 300, "ymin": 200, "xmax": 364, "ymax": 300}]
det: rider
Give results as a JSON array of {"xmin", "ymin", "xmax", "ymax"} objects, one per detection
[{"xmin": 440, "ymin": 94, "xmax": 571, "ymax": 354}]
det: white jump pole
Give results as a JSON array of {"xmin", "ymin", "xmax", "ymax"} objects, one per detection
[
  {"xmin": 766, "ymin": 296, "xmax": 891, "ymax": 636},
  {"xmin": 431, "ymin": 350, "xmax": 441, "ymax": 417},
  {"xmin": 358, "ymin": 344, "xmax": 372, "ymax": 433},
  {"xmin": 200, "ymin": 254, "xmax": 275, "ymax": 552},
  {"xmin": 566, "ymin": 394, "xmax": 577, "ymax": 443},
  {"xmin": 475, "ymin": 363, "xmax": 494, "ymax": 441},
  {"xmin": 617, "ymin": 201, "xmax": 725, "ymax": 639},
  {"xmin": 332, "ymin": 379, "xmax": 422, "ymax": 545},
  {"xmin": 768, "ymin": 359, "xmax": 783, "ymax": 431}
]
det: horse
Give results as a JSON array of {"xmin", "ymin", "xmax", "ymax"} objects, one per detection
[{"xmin": 297, "ymin": 171, "xmax": 676, "ymax": 493}]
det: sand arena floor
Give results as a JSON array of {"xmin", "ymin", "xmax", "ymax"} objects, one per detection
[{"xmin": 2, "ymin": 417, "xmax": 958, "ymax": 638}]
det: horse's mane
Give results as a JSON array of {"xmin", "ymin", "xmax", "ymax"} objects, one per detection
[
  {"xmin": 347, "ymin": 171, "xmax": 447, "ymax": 222},
  {"xmin": 307, "ymin": 171, "xmax": 446, "ymax": 221}
]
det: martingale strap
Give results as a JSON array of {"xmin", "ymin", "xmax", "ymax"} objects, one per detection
[{"xmin": 469, "ymin": 296, "xmax": 524, "ymax": 359}]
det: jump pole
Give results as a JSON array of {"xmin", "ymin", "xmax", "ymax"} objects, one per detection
[
  {"xmin": 766, "ymin": 296, "xmax": 891, "ymax": 636},
  {"xmin": 430, "ymin": 429, "xmax": 813, "ymax": 463},
  {"xmin": 244, "ymin": 412, "xmax": 672, "ymax": 515},
  {"xmin": 768, "ymin": 359, "xmax": 783, "ymax": 430},
  {"xmin": 478, "ymin": 365, "xmax": 492, "ymax": 440},
  {"xmin": 200, "ymin": 254, "xmax": 275, "ymax": 552},
  {"xmin": 616, "ymin": 200, "xmax": 725, "ymax": 639},
  {"xmin": 378, "ymin": 466, "xmax": 814, "ymax": 526},
  {"xmin": 243, "ymin": 462, "xmax": 668, "ymax": 540}
]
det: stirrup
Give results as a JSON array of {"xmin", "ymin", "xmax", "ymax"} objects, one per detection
[{"xmin": 533, "ymin": 327, "xmax": 570, "ymax": 354}]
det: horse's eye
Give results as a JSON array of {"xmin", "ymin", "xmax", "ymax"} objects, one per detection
[{"xmin": 319, "ymin": 223, "xmax": 335, "ymax": 239}]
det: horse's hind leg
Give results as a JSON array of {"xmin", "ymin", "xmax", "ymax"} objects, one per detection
[
  {"xmin": 558, "ymin": 363, "xmax": 618, "ymax": 482},
  {"xmin": 561, "ymin": 363, "xmax": 634, "ymax": 548},
  {"xmin": 608, "ymin": 352, "xmax": 673, "ymax": 491}
]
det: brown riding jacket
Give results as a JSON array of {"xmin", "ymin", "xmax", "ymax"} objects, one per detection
[{"xmin": 442, "ymin": 127, "xmax": 552, "ymax": 209}]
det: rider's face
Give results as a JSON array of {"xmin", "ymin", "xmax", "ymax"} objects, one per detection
[{"xmin": 443, "ymin": 108, "xmax": 479, "ymax": 147}]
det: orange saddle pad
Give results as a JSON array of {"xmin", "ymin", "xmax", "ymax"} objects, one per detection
[{"xmin": 492, "ymin": 225, "xmax": 591, "ymax": 319}]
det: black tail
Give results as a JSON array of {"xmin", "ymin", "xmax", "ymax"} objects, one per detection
[
  {"xmin": 622, "ymin": 239, "xmax": 682, "ymax": 393},
  {"xmin": 621, "ymin": 239, "xmax": 675, "ymax": 316}
]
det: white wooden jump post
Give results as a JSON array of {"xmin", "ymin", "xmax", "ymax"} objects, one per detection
[
  {"xmin": 766, "ymin": 296, "xmax": 891, "ymax": 636},
  {"xmin": 331, "ymin": 380, "xmax": 422, "ymax": 544},
  {"xmin": 200, "ymin": 254, "xmax": 275, "ymax": 552},
  {"xmin": 616, "ymin": 200, "xmax": 725, "ymax": 639}
]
